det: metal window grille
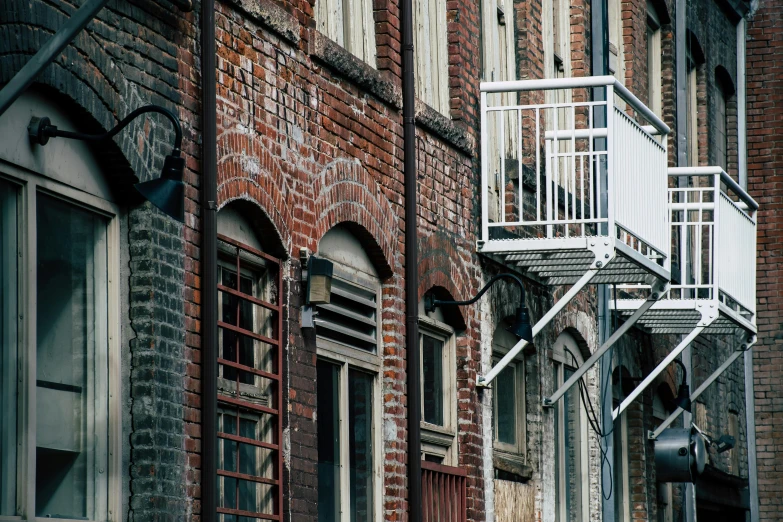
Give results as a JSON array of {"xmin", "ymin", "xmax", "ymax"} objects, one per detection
[{"xmin": 216, "ymin": 233, "xmax": 283, "ymax": 521}]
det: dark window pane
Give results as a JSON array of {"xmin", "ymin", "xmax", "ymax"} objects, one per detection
[
  {"xmin": 317, "ymin": 361, "xmax": 340, "ymax": 522},
  {"xmin": 495, "ymin": 365, "xmax": 516, "ymax": 445},
  {"xmin": 422, "ymin": 335, "xmax": 444, "ymax": 426},
  {"xmin": 348, "ymin": 370, "xmax": 373, "ymax": 522}
]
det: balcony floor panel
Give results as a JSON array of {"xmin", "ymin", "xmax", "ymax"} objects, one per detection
[{"xmin": 610, "ymin": 299, "xmax": 756, "ymax": 335}]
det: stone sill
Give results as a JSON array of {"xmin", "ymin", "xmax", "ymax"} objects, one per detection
[
  {"xmin": 224, "ymin": 0, "xmax": 300, "ymax": 45},
  {"xmin": 414, "ymin": 100, "xmax": 475, "ymax": 157}
]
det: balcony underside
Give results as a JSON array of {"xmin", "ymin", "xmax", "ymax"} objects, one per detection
[
  {"xmin": 478, "ymin": 236, "xmax": 669, "ymax": 286},
  {"xmin": 611, "ymin": 299, "xmax": 756, "ymax": 335}
]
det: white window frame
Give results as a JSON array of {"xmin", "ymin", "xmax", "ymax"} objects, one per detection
[
  {"xmin": 686, "ymin": 53, "xmax": 699, "ymax": 167},
  {"xmin": 608, "ymin": 0, "xmax": 625, "ymax": 84},
  {"xmin": 315, "ymin": 0, "xmax": 377, "ymax": 67},
  {"xmin": 551, "ymin": 333, "xmax": 589, "ymax": 522},
  {"xmin": 418, "ymin": 315, "xmax": 458, "ymax": 465},
  {"xmin": 491, "ymin": 327, "xmax": 526, "ymax": 459},
  {"xmin": 413, "ymin": 0, "xmax": 449, "ymax": 114},
  {"xmin": 0, "ymin": 162, "xmax": 121, "ymax": 522},
  {"xmin": 647, "ymin": 2, "xmax": 662, "ymax": 117},
  {"xmin": 316, "ymin": 263, "xmax": 382, "ymax": 522}
]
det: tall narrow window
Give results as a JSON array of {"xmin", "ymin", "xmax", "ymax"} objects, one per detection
[
  {"xmin": 216, "ymin": 208, "xmax": 283, "ymax": 521},
  {"xmin": 315, "ymin": 0, "xmax": 376, "ymax": 66},
  {"xmin": 316, "ymin": 226, "xmax": 381, "ymax": 522},
  {"xmin": 413, "ymin": 0, "xmax": 449, "ymax": 114},
  {"xmin": 0, "ymin": 178, "xmax": 18, "ymax": 516},
  {"xmin": 715, "ymin": 69, "xmax": 736, "ymax": 173},
  {"xmin": 552, "ymin": 332, "xmax": 589, "ymax": 522},
  {"xmin": 647, "ymin": 4, "xmax": 662, "ymax": 117},
  {"xmin": 612, "ymin": 370, "xmax": 631, "ymax": 522},
  {"xmin": 686, "ymin": 51, "xmax": 699, "ymax": 167},
  {"xmin": 492, "ymin": 325, "xmax": 526, "ymax": 463}
]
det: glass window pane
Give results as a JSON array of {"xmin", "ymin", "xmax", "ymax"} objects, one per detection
[
  {"xmin": 35, "ymin": 193, "xmax": 109, "ymax": 520},
  {"xmin": 495, "ymin": 365, "xmax": 516, "ymax": 446},
  {"xmin": 0, "ymin": 179, "xmax": 18, "ymax": 516},
  {"xmin": 348, "ymin": 369, "xmax": 374, "ymax": 522},
  {"xmin": 317, "ymin": 361, "xmax": 340, "ymax": 522},
  {"xmin": 422, "ymin": 335, "xmax": 444, "ymax": 426}
]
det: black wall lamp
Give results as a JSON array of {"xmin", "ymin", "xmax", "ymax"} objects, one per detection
[
  {"xmin": 27, "ymin": 104, "xmax": 186, "ymax": 222},
  {"xmin": 671, "ymin": 358, "xmax": 692, "ymax": 413},
  {"xmin": 424, "ymin": 273, "xmax": 534, "ymax": 342},
  {"xmin": 301, "ymin": 251, "xmax": 334, "ymax": 329}
]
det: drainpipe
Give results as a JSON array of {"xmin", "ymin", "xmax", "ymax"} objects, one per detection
[
  {"xmin": 0, "ymin": 0, "xmax": 192, "ymax": 118},
  {"xmin": 589, "ymin": 1, "xmax": 614, "ymax": 521},
  {"xmin": 737, "ymin": 16, "xmax": 759, "ymax": 522},
  {"xmin": 201, "ymin": 0, "xmax": 218, "ymax": 517},
  {"xmin": 401, "ymin": 0, "xmax": 422, "ymax": 516}
]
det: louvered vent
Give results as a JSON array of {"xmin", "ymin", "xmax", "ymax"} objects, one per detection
[{"xmin": 315, "ymin": 277, "xmax": 378, "ymax": 353}]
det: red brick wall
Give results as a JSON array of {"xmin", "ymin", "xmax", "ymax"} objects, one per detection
[{"xmin": 747, "ymin": 1, "xmax": 783, "ymax": 519}]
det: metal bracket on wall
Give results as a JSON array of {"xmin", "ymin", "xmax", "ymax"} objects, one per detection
[
  {"xmin": 648, "ymin": 335, "xmax": 757, "ymax": 440},
  {"xmin": 542, "ymin": 280, "xmax": 671, "ymax": 407},
  {"xmin": 613, "ymin": 308, "xmax": 719, "ymax": 421}
]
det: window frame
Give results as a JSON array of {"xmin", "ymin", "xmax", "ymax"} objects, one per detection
[
  {"xmin": 413, "ymin": 0, "xmax": 449, "ymax": 114},
  {"xmin": 647, "ymin": 4, "xmax": 662, "ymax": 117},
  {"xmin": 418, "ymin": 315, "xmax": 458, "ymax": 465},
  {"xmin": 315, "ymin": 262, "xmax": 383, "ymax": 522},
  {"xmin": 491, "ymin": 326, "xmax": 526, "ymax": 460},
  {"xmin": 551, "ymin": 333, "xmax": 590, "ymax": 522},
  {"xmin": 0, "ymin": 163, "xmax": 122, "ymax": 522}
]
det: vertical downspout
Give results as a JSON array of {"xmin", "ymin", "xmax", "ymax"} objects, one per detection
[
  {"xmin": 737, "ymin": 16, "xmax": 760, "ymax": 522},
  {"xmin": 401, "ymin": 0, "xmax": 422, "ymax": 515},
  {"xmin": 674, "ymin": 0, "xmax": 695, "ymax": 520},
  {"xmin": 590, "ymin": 1, "xmax": 613, "ymax": 521},
  {"xmin": 201, "ymin": 0, "xmax": 218, "ymax": 518}
]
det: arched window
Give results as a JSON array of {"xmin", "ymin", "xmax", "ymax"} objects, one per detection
[
  {"xmin": 551, "ymin": 332, "xmax": 590, "ymax": 522},
  {"xmin": 315, "ymin": 225, "xmax": 382, "ymax": 522},
  {"xmin": 0, "ymin": 89, "xmax": 121, "ymax": 520}
]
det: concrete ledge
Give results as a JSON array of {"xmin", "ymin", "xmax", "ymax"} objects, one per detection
[
  {"xmin": 414, "ymin": 100, "xmax": 475, "ymax": 157},
  {"xmin": 225, "ymin": 0, "xmax": 300, "ymax": 44},
  {"xmin": 310, "ymin": 30, "xmax": 402, "ymax": 109}
]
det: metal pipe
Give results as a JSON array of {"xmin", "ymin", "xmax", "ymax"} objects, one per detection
[
  {"xmin": 0, "ymin": 0, "xmax": 111, "ymax": 117},
  {"xmin": 543, "ymin": 294, "xmax": 658, "ymax": 407},
  {"xmin": 480, "ymin": 269, "xmax": 598, "ymax": 387},
  {"xmin": 612, "ymin": 325, "xmax": 706, "ymax": 420},
  {"xmin": 650, "ymin": 346, "xmax": 750, "ymax": 439},
  {"xmin": 745, "ymin": 341, "xmax": 760, "ymax": 522},
  {"xmin": 401, "ymin": 0, "xmax": 421, "ymax": 513},
  {"xmin": 200, "ymin": 0, "xmax": 218, "ymax": 516}
]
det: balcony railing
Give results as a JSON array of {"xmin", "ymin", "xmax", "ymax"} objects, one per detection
[
  {"xmin": 668, "ymin": 166, "xmax": 758, "ymax": 319},
  {"xmin": 421, "ymin": 460, "xmax": 467, "ymax": 522},
  {"xmin": 478, "ymin": 76, "xmax": 671, "ymax": 285}
]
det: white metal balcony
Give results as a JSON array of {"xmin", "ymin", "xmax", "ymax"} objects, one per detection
[
  {"xmin": 611, "ymin": 167, "xmax": 758, "ymax": 335},
  {"xmin": 479, "ymin": 76, "xmax": 671, "ymax": 286}
]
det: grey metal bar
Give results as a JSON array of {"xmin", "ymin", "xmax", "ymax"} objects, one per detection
[
  {"xmin": 0, "ymin": 0, "xmax": 110, "ymax": 117},
  {"xmin": 649, "ymin": 347, "xmax": 748, "ymax": 439},
  {"xmin": 543, "ymin": 294, "xmax": 659, "ymax": 407},
  {"xmin": 612, "ymin": 325, "xmax": 707, "ymax": 420}
]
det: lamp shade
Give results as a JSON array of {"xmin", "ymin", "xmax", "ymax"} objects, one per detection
[
  {"xmin": 507, "ymin": 306, "xmax": 534, "ymax": 342},
  {"xmin": 134, "ymin": 152, "xmax": 185, "ymax": 222},
  {"xmin": 675, "ymin": 383, "xmax": 692, "ymax": 413},
  {"xmin": 307, "ymin": 256, "xmax": 334, "ymax": 305}
]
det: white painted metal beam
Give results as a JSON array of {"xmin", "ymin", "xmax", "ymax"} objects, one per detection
[
  {"xmin": 478, "ymin": 269, "xmax": 598, "ymax": 387},
  {"xmin": 542, "ymin": 284, "xmax": 667, "ymax": 407}
]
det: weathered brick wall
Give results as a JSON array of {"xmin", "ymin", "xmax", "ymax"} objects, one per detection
[
  {"xmin": 747, "ymin": 1, "xmax": 783, "ymax": 519},
  {"xmin": 0, "ymin": 0, "xmax": 200, "ymax": 520}
]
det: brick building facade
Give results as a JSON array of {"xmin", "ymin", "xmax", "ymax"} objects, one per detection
[{"xmin": 0, "ymin": 0, "xmax": 772, "ymax": 521}]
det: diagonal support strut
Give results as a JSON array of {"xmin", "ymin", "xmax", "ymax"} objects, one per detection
[
  {"xmin": 649, "ymin": 337, "xmax": 756, "ymax": 440},
  {"xmin": 612, "ymin": 312, "xmax": 718, "ymax": 421},
  {"xmin": 542, "ymin": 284, "xmax": 667, "ymax": 407},
  {"xmin": 478, "ymin": 269, "xmax": 598, "ymax": 387}
]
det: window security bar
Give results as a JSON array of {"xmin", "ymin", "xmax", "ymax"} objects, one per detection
[
  {"xmin": 541, "ymin": 282, "xmax": 669, "ymax": 407},
  {"xmin": 649, "ymin": 336, "xmax": 756, "ymax": 440},
  {"xmin": 611, "ymin": 306, "xmax": 719, "ymax": 421}
]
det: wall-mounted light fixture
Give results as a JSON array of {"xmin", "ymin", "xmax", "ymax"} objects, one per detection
[
  {"xmin": 301, "ymin": 250, "xmax": 334, "ymax": 329},
  {"xmin": 671, "ymin": 358, "xmax": 692, "ymax": 413},
  {"xmin": 424, "ymin": 273, "xmax": 533, "ymax": 342},
  {"xmin": 27, "ymin": 104, "xmax": 186, "ymax": 222}
]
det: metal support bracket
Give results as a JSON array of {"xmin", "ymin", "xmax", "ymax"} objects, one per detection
[
  {"xmin": 478, "ymin": 269, "xmax": 599, "ymax": 388},
  {"xmin": 613, "ymin": 308, "xmax": 718, "ymax": 421},
  {"xmin": 649, "ymin": 335, "xmax": 757, "ymax": 440},
  {"xmin": 542, "ymin": 280, "xmax": 670, "ymax": 407},
  {"xmin": 587, "ymin": 239, "xmax": 615, "ymax": 270}
]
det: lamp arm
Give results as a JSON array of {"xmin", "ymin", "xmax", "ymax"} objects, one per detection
[
  {"xmin": 672, "ymin": 357, "xmax": 688, "ymax": 384},
  {"xmin": 31, "ymin": 104, "xmax": 182, "ymax": 150},
  {"xmin": 430, "ymin": 273, "xmax": 526, "ymax": 309}
]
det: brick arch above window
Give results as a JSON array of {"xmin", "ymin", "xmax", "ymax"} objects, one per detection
[{"xmin": 313, "ymin": 158, "xmax": 398, "ymax": 279}]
